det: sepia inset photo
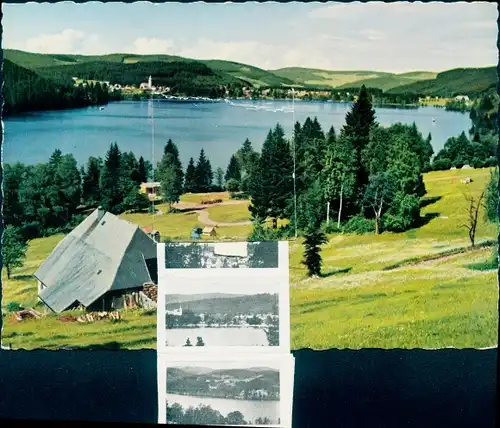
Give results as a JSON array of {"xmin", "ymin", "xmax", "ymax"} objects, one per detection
[
  {"xmin": 165, "ymin": 360, "xmax": 282, "ymax": 426},
  {"xmin": 164, "ymin": 292, "xmax": 279, "ymax": 348},
  {"xmin": 163, "ymin": 242, "xmax": 280, "ymax": 269}
]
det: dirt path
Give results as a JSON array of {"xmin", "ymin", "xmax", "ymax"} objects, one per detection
[
  {"xmin": 196, "ymin": 209, "xmax": 252, "ymax": 227},
  {"xmin": 172, "ymin": 199, "xmax": 252, "ymax": 227}
]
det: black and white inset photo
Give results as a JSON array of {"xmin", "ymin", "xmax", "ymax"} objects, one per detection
[
  {"xmin": 163, "ymin": 291, "xmax": 280, "ymax": 348},
  {"xmin": 164, "ymin": 359, "xmax": 282, "ymax": 426}
]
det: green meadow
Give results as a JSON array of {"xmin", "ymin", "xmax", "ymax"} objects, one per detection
[{"xmin": 1, "ymin": 168, "xmax": 498, "ymax": 350}]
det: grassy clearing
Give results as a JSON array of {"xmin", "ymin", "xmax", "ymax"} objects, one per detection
[
  {"xmin": 1, "ymin": 167, "xmax": 498, "ymax": 350},
  {"xmin": 205, "ymin": 202, "xmax": 251, "ymax": 223},
  {"xmin": 180, "ymin": 192, "xmax": 230, "ymax": 204}
]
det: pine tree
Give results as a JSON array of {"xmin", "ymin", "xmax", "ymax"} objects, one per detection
[
  {"xmin": 236, "ymin": 139, "xmax": 260, "ymax": 192},
  {"xmin": 215, "ymin": 167, "xmax": 224, "ymax": 190},
  {"xmin": 302, "ymin": 228, "xmax": 327, "ymax": 277},
  {"xmin": 157, "ymin": 140, "xmax": 184, "ymax": 207},
  {"xmin": 100, "ymin": 142, "xmax": 124, "ymax": 214},
  {"xmin": 184, "ymin": 157, "xmax": 197, "ymax": 193},
  {"xmin": 82, "ymin": 156, "xmax": 102, "ymax": 207},
  {"xmin": 138, "ymin": 156, "xmax": 149, "ymax": 183},
  {"xmin": 248, "ymin": 124, "xmax": 293, "ymax": 228},
  {"xmin": 343, "ymin": 85, "xmax": 377, "ymax": 202},
  {"xmin": 194, "ymin": 149, "xmax": 213, "ymax": 192},
  {"xmin": 225, "ymin": 154, "xmax": 242, "ymax": 183}
]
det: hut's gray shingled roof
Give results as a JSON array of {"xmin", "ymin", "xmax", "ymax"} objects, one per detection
[{"xmin": 35, "ymin": 208, "xmax": 156, "ymax": 313}]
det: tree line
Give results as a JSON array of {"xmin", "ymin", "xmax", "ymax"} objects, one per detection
[
  {"xmin": 3, "ymin": 145, "xmax": 153, "ymax": 241},
  {"xmin": 432, "ymin": 93, "xmax": 498, "ymax": 171},
  {"xmin": 167, "ymin": 403, "xmax": 274, "ymax": 426},
  {"xmin": 3, "ymin": 59, "xmax": 121, "ymax": 116}
]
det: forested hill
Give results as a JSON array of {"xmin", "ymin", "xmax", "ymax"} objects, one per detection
[
  {"xmin": 2, "ymin": 59, "xmax": 119, "ymax": 116},
  {"xmin": 167, "ymin": 367, "xmax": 280, "ymax": 400},
  {"xmin": 35, "ymin": 60, "xmax": 244, "ymax": 97},
  {"xmin": 4, "ymin": 49, "xmax": 293, "ymax": 89},
  {"xmin": 165, "ymin": 293, "xmax": 278, "ymax": 315},
  {"xmin": 387, "ymin": 67, "xmax": 497, "ymax": 97}
]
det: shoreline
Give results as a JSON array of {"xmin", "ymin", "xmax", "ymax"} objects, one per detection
[
  {"xmin": 166, "ymin": 391, "xmax": 280, "ymax": 402},
  {"xmin": 4, "ymin": 97, "xmax": 458, "ymax": 118}
]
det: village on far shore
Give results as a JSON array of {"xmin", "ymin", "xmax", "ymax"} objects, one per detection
[{"xmin": 73, "ymin": 74, "xmax": 474, "ymax": 107}]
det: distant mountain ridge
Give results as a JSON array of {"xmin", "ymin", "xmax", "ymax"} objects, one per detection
[{"xmin": 4, "ymin": 49, "xmax": 496, "ymax": 96}]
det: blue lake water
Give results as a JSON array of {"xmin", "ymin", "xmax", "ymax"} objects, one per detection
[{"xmin": 3, "ymin": 99, "xmax": 471, "ymax": 170}]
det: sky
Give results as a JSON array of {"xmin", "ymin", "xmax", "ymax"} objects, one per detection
[{"xmin": 1, "ymin": 2, "xmax": 498, "ymax": 73}]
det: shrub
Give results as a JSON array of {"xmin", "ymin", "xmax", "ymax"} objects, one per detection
[
  {"xmin": 467, "ymin": 246, "xmax": 498, "ymax": 271},
  {"xmin": 248, "ymin": 221, "xmax": 292, "ymax": 241},
  {"xmin": 6, "ymin": 302, "xmax": 23, "ymax": 312},
  {"xmin": 343, "ymin": 215, "xmax": 375, "ymax": 234},
  {"xmin": 322, "ymin": 221, "xmax": 341, "ymax": 234},
  {"xmin": 431, "ymin": 158, "xmax": 452, "ymax": 171},
  {"xmin": 230, "ymin": 192, "xmax": 250, "ymax": 200},
  {"xmin": 484, "ymin": 156, "xmax": 497, "ymax": 168},
  {"xmin": 225, "ymin": 178, "xmax": 240, "ymax": 192}
]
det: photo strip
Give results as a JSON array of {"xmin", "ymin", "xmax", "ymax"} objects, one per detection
[{"xmin": 157, "ymin": 354, "xmax": 295, "ymax": 427}]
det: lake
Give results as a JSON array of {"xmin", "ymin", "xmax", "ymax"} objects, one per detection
[
  {"xmin": 166, "ymin": 392, "xmax": 280, "ymax": 425},
  {"xmin": 166, "ymin": 326, "xmax": 269, "ymax": 347},
  {"xmin": 3, "ymin": 100, "xmax": 471, "ymax": 170}
]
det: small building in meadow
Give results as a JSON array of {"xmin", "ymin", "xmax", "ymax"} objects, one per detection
[
  {"xmin": 35, "ymin": 207, "xmax": 158, "ymax": 314},
  {"xmin": 202, "ymin": 226, "xmax": 217, "ymax": 237},
  {"xmin": 140, "ymin": 181, "xmax": 161, "ymax": 200}
]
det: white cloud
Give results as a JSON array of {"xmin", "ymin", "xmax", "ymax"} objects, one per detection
[
  {"xmin": 22, "ymin": 29, "xmax": 102, "ymax": 54},
  {"xmin": 131, "ymin": 37, "xmax": 176, "ymax": 55}
]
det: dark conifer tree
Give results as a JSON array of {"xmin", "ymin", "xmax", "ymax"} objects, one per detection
[
  {"xmin": 343, "ymin": 85, "xmax": 377, "ymax": 203},
  {"xmin": 100, "ymin": 142, "xmax": 124, "ymax": 213},
  {"xmin": 157, "ymin": 140, "xmax": 184, "ymax": 206},
  {"xmin": 302, "ymin": 229, "xmax": 328, "ymax": 277},
  {"xmin": 248, "ymin": 124, "xmax": 293, "ymax": 228},
  {"xmin": 194, "ymin": 149, "xmax": 213, "ymax": 192},
  {"xmin": 138, "ymin": 156, "xmax": 149, "ymax": 183},
  {"xmin": 184, "ymin": 157, "xmax": 197, "ymax": 193},
  {"xmin": 225, "ymin": 154, "xmax": 242, "ymax": 183},
  {"xmin": 82, "ymin": 156, "xmax": 102, "ymax": 207}
]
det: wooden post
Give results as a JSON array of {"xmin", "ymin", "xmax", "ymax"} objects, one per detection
[{"xmin": 326, "ymin": 201, "xmax": 330, "ymax": 225}]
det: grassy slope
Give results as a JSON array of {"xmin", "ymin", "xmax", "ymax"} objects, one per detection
[
  {"xmin": 200, "ymin": 60, "xmax": 295, "ymax": 88},
  {"xmin": 4, "ymin": 49, "xmax": 293, "ymax": 88},
  {"xmin": 2, "ymin": 169, "xmax": 498, "ymax": 350},
  {"xmin": 269, "ymin": 67, "xmax": 393, "ymax": 88},
  {"xmin": 337, "ymin": 71, "xmax": 438, "ymax": 91},
  {"xmin": 388, "ymin": 67, "xmax": 497, "ymax": 97}
]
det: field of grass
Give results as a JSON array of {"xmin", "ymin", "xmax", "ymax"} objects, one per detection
[
  {"xmin": 269, "ymin": 67, "xmax": 392, "ymax": 88},
  {"xmin": 205, "ymin": 202, "xmax": 251, "ymax": 223},
  {"xmin": 337, "ymin": 71, "xmax": 438, "ymax": 91},
  {"xmin": 1, "ymin": 168, "xmax": 498, "ymax": 350}
]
